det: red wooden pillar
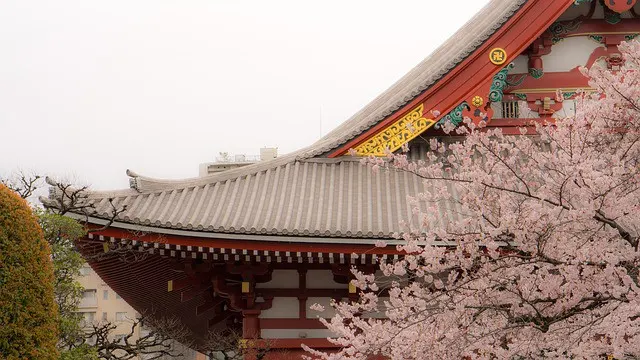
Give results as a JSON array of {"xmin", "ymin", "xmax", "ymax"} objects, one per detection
[
  {"xmin": 298, "ymin": 268, "xmax": 307, "ymax": 319},
  {"xmin": 242, "ymin": 309, "xmax": 261, "ymax": 339}
]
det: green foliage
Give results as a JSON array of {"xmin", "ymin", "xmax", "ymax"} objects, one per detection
[
  {"xmin": 37, "ymin": 210, "xmax": 88, "ymax": 351},
  {"xmin": 37, "ymin": 211, "xmax": 105, "ymax": 360},
  {"xmin": 1, "ymin": 175, "xmax": 187, "ymax": 359},
  {"xmin": 0, "ymin": 184, "xmax": 59, "ymax": 359}
]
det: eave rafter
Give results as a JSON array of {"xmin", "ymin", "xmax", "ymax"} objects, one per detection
[{"xmin": 334, "ymin": 0, "xmax": 575, "ymax": 157}]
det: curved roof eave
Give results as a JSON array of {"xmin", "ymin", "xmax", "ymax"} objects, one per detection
[{"xmin": 70, "ymin": 213, "xmax": 406, "ymax": 245}]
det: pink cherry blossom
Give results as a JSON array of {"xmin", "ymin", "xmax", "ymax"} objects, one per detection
[{"xmin": 306, "ymin": 41, "xmax": 640, "ymax": 360}]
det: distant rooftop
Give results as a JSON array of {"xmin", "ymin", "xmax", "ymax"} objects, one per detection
[{"xmin": 198, "ymin": 147, "xmax": 278, "ymax": 176}]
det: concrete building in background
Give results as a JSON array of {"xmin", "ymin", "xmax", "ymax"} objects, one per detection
[
  {"xmin": 77, "ymin": 263, "xmax": 142, "ymax": 337},
  {"xmin": 198, "ymin": 147, "xmax": 277, "ymax": 176},
  {"xmin": 77, "ymin": 264, "xmax": 206, "ymax": 359}
]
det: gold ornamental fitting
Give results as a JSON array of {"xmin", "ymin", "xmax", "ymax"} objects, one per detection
[{"xmin": 489, "ymin": 47, "xmax": 507, "ymax": 65}]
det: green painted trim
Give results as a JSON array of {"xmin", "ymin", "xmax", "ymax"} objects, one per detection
[
  {"xmin": 529, "ymin": 68, "xmax": 544, "ymax": 79},
  {"xmin": 549, "ymin": 20, "xmax": 582, "ymax": 44},
  {"xmin": 436, "ymin": 102, "xmax": 469, "ymax": 129},
  {"xmin": 588, "ymin": 35, "xmax": 604, "ymax": 44},
  {"xmin": 489, "ymin": 63, "xmax": 515, "ymax": 103}
]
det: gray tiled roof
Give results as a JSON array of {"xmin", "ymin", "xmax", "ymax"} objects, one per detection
[
  {"xmin": 58, "ymin": 143, "xmax": 462, "ymax": 239},
  {"xmin": 46, "ymin": 0, "xmax": 525, "ymax": 240}
]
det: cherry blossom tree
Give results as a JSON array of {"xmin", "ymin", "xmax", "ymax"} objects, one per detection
[{"xmin": 306, "ymin": 41, "xmax": 640, "ymax": 359}]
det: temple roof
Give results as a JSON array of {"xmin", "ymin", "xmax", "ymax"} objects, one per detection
[
  {"xmin": 53, "ymin": 143, "xmax": 462, "ymax": 241},
  {"xmin": 46, "ymin": 0, "xmax": 548, "ymax": 241},
  {"xmin": 302, "ymin": 0, "xmax": 525, "ymax": 158}
]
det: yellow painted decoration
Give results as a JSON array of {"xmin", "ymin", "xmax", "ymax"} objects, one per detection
[
  {"xmin": 471, "ymin": 96, "xmax": 484, "ymax": 107},
  {"xmin": 348, "ymin": 282, "xmax": 357, "ymax": 294},
  {"xmin": 241, "ymin": 281, "xmax": 250, "ymax": 293},
  {"xmin": 354, "ymin": 104, "xmax": 435, "ymax": 156},
  {"xmin": 103, "ymin": 242, "xmax": 109, "ymax": 253},
  {"xmin": 168, "ymin": 280, "xmax": 173, "ymax": 292},
  {"xmin": 489, "ymin": 47, "xmax": 507, "ymax": 65}
]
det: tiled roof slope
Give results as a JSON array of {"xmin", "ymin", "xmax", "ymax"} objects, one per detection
[
  {"xmin": 52, "ymin": 143, "xmax": 462, "ymax": 239},
  {"xmin": 46, "ymin": 0, "xmax": 528, "ymax": 240}
]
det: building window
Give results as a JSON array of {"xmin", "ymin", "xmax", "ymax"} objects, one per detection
[
  {"xmin": 84, "ymin": 312, "xmax": 95, "ymax": 322},
  {"xmin": 102, "ymin": 312, "xmax": 107, "ymax": 321},
  {"xmin": 83, "ymin": 290, "xmax": 96, "ymax": 300},
  {"xmin": 80, "ymin": 289, "xmax": 97, "ymax": 307},
  {"xmin": 116, "ymin": 293, "xmax": 122, "ymax": 300},
  {"xmin": 80, "ymin": 312, "xmax": 96, "ymax": 327},
  {"xmin": 115, "ymin": 312, "xmax": 127, "ymax": 322},
  {"xmin": 501, "ymin": 101, "xmax": 520, "ymax": 118},
  {"xmin": 103, "ymin": 290, "xmax": 108, "ymax": 300}
]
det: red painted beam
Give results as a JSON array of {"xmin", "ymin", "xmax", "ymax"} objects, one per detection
[
  {"xmin": 257, "ymin": 288, "xmax": 348, "ymax": 298},
  {"xmin": 487, "ymin": 118, "xmax": 551, "ymax": 127},
  {"xmin": 258, "ymin": 338, "xmax": 339, "ymax": 350},
  {"xmin": 260, "ymin": 318, "xmax": 328, "ymax": 330},
  {"xmin": 559, "ymin": 18, "xmax": 640, "ymax": 38},
  {"xmin": 90, "ymin": 226, "xmax": 404, "ymax": 255}
]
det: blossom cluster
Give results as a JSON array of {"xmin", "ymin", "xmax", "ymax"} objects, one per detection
[{"xmin": 305, "ymin": 41, "xmax": 640, "ymax": 359}]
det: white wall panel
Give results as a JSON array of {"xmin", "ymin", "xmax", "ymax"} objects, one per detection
[
  {"xmin": 306, "ymin": 297, "xmax": 337, "ymax": 318},
  {"xmin": 552, "ymin": 99, "xmax": 576, "ymax": 118},
  {"xmin": 510, "ymin": 55, "xmax": 529, "ymax": 74},
  {"xmin": 256, "ymin": 270, "xmax": 298, "ymax": 289},
  {"xmin": 306, "ymin": 270, "xmax": 343, "ymax": 289},
  {"xmin": 543, "ymin": 37, "xmax": 602, "ymax": 72},
  {"xmin": 259, "ymin": 297, "xmax": 299, "ymax": 318}
]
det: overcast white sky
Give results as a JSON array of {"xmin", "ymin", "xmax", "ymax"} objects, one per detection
[{"xmin": 0, "ymin": 0, "xmax": 490, "ymax": 190}]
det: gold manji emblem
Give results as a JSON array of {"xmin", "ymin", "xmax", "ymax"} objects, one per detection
[{"xmin": 489, "ymin": 48, "xmax": 507, "ymax": 65}]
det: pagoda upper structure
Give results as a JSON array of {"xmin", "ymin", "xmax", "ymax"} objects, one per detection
[{"xmin": 45, "ymin": 0, "xmax": 640, "ymax": 357}]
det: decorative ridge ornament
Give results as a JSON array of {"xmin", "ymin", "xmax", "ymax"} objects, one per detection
[{"xmin": 354, "ymin": 104, "xmax": 435, "ymax": 156}]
